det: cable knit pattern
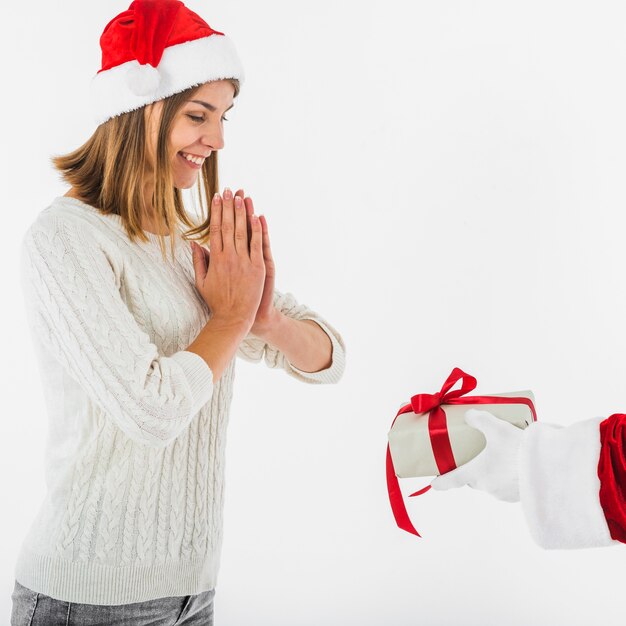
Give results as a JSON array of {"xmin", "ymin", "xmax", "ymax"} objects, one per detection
[{"xmin": 14, "ymin": 195, "xmax": 346, "ymax": 605}]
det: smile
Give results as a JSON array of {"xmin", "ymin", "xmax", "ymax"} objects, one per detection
[{"xmin": 178, "ymin": 151, "xmax": 207, "ymax": 169}]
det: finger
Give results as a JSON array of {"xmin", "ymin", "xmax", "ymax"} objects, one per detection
[
  {"xmin": 244, "ymin": 196, "xmax": 254, "ymax": 246},
  {"xmin": 235, "ymin": 188, "xmax": 246, "ymax": 211},
  {"xmin": 198, "ymin": 243, "xmax": 210, "ymax": 268},
  {"xmin": 465, "ymin": 409, "xmax": 511, "ymax": 436},
  {"xmin": 221, "ymin": 187, "xmax": 235, "ymax": 252},
  {"xmin": 233, "ymin": 189, "xmax": 251, "ymax": 245},
  {"xmin": 242, "ymin": 194, "xmax": 269, "ymax": 262},
  {"xmin": 259, "ymin": 215, "xmax": 273, "ymax": 264},
  {"xmin": 191, "ymin": 241, "xmax": 207, "ymax": 284},
  {"xmin": 234, "ymin": 195, "xmax": 248, "ymax": 255},
  {"xmin": 430, "ymin": 464, "xmax": 474, "ymax": 491},
  {"xmin": 209, "ymin": 192, "xmax": 223, "ymax": 253},
  {"xmin": 249, "ymin": 212, "xmax": 263, "ymax": 264}
]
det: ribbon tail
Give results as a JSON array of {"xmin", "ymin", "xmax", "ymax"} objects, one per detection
[{"xmin": 386, "ymin": 444, "xmax": 422, "ymax": 537}]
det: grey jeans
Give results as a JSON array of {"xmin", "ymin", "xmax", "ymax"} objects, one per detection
[{"xmin": 10, "ymin": 579, "xmax": 215, "ymax": 625}]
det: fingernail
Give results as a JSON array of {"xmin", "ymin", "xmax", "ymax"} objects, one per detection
[
  {"xmin": 224, "ymin": 187, "xmax": 232, "ymax": 199},
  {"xmin": 213, "ymin": 192, "xmax": 220, "ymax": 204}
]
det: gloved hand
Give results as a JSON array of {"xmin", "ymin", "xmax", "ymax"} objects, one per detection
[{"xmin": 429, "ymin": 408, "xmax": 525, "ymax": 502}]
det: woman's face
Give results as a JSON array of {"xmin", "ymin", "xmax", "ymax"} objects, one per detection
[{"xmin": 145, "ymin": 79, "xmax": 235, "ymax": 189}]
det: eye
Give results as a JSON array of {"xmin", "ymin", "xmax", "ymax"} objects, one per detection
[{"xmin": 186, "ymin": 114, "xmax": 229, "ymax": 123}]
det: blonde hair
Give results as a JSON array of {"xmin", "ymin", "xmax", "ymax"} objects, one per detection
[{"xmin": 51, "ymin": 79, "xmax": 240, "ymax": 261}]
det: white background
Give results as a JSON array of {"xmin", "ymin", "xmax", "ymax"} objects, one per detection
[{"xmin": 2, "ymin": 1, "xmax": 626, "ymax": 624}]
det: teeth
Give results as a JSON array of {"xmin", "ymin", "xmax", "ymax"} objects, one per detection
[{"xmin": 181, "ymin": 152, "xmax": 205, "ymax": 165}]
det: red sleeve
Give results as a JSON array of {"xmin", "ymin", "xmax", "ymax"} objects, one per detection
[{"xmin": 598, "ymin": 413, "xmax": 626, "ymax": 543}]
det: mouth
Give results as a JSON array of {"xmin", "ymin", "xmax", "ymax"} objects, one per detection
[{"xmin": 178, "ymin": 151, "xmax": 209, "ymax": 169}]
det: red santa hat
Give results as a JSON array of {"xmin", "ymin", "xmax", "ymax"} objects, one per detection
[{"xmin": 89, "ymin": 0, "xmax": 245, "ymax": 125}]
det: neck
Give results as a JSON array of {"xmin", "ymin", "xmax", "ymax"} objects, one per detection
[{"xmin": 141, "ymin": 180, "xmax": 168, "ymax": 235}]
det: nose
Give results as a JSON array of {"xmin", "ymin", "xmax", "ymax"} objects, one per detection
[{"xmin": 200, "ymin": 121, "xmax": 225, "ymax": 151}]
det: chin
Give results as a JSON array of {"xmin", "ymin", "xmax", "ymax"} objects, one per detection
[{"xmin": 174, "ymin": 175, "xmax": 199, "ymax": 190}]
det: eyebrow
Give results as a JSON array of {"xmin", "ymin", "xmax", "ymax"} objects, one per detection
[{"xmin": 188, "ymin": 99, "xmax": 235, "ymax": 113}]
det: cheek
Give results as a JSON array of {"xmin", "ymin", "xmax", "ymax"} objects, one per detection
[{"xmin": 171, "ymin": 123, "xmax": 197, "ymax": 151}]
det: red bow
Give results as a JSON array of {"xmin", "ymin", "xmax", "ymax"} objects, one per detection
[{"xmin": 410, "ymin": 368, "xmax": 479, "ymax": 475}]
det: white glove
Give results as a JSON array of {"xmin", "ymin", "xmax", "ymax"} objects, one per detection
[{"xmin": 430, "ymin": 408, "xmax": 524, "ymax": 502}]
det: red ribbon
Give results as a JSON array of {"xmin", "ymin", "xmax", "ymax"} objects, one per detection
[{"xmin": 386, "ymin": 367, "xmax": 537, "ymax": 537}]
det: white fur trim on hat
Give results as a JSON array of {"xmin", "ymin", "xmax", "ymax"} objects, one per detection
[
  {"xmin": 127, "ymin": 63, "xmax": 162, "ymax": 96},
  {"xmin": 89, "ymin": 33, "xmax": 245, "ymax": 126}
]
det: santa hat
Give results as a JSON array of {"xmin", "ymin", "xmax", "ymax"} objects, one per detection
[{"xmin": 89, "ymin": 0, "xmax": 245, "ymax": 125}]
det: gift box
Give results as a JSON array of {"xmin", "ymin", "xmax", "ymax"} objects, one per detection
[
  {"xmin": 386, "ymin": 367, "xmax": 537, "ymax": 537},
  {"xmin": 389, "ymin": 390, "xmax": 535, "ymax": 478}
]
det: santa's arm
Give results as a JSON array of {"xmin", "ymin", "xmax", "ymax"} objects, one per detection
[
  {"xmin": 431, "ymin": 408, "xmax": 626, "ymax": 549},
  {"xmin": 519, "ymin": 413, "xmax": 626, "ymax": 549}
]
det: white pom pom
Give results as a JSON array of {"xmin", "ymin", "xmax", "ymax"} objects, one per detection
[{"xmin": 126, "ymin": 63, "xmax": 161, "ymax": 96}]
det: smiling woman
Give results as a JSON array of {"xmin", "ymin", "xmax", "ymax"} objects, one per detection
[{"xmin": 12, "ymin": 2, "xmax": 346, "ymax": 625}]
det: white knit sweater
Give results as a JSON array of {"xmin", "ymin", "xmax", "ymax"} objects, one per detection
[{"xmin": 14, "ymin": 195, "xmax": 346, "ymax": 605}]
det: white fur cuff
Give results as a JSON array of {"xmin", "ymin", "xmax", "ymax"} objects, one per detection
[{"xmin": 518, "ymin": 416, "xmax": 617, "ymax": 549}]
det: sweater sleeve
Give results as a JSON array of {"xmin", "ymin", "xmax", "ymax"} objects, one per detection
[
  {"xmin": 19, "ymin": 214, "xmax": 214, "ymax": 449},
  {"xmin": 236, "ymin": 288, "xmax": 346, "ymax": 384},
  {"xmin": 518, "ymin": 416, "xmax": 619, "ymax": 549}
]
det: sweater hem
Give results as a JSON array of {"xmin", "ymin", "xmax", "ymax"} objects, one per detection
[{"xmin": 14, "ymin": 543, "xmax": 218, "ymax": 605}]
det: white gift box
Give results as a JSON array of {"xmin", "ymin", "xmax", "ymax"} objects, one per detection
[{"xmin": 388, "ymin": 390, "xmax": 536, "ymax": 478}]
